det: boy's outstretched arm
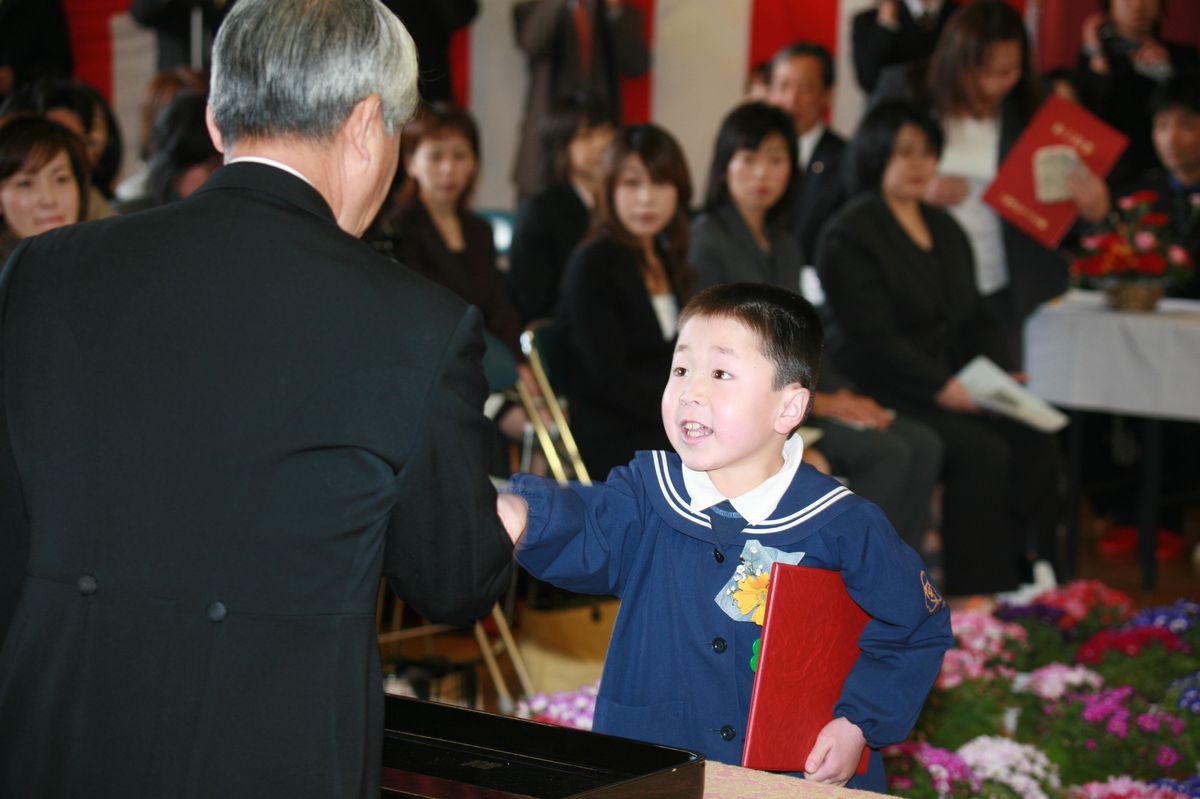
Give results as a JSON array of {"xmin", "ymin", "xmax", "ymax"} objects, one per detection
[
  {"xmin": 804, "ymin": 717, "xmax": 867, "ymax": 787},
  {"xmin": 496, "ymin": 492, "xmax": 529, "ymax": 544}
]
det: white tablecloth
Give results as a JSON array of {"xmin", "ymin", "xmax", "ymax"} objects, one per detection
[{"xmin": 1025, "ymin": 289, "xmax": 1200, "ymax": 422}]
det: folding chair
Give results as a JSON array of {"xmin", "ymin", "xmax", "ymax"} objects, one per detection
[{"xmin": 517, "ymin": 319, "xmax": 591, "ymax": 486}]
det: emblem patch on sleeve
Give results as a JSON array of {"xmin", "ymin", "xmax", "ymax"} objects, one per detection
[{"xmin": 921, "ymin": 570, "xmax": 944, "ymax": 613}]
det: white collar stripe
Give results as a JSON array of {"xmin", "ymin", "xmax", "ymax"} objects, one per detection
[
  {"xmin": 652, "ymin": 451, "xmax": 711, "ymax": 528},
  {"xmin": 757, "ymin": 485, "xmax": 851, "ymax": 525},
  {"xmin": 751, "ymin": 487, "xmax": 851, "ymax": 533}
]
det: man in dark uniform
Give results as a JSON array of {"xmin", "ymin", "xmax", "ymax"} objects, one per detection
[{"xmin": 0, "ymin": 1, "xmax": 516, "ymax": 796}]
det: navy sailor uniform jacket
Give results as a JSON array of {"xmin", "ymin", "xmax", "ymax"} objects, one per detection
[{"xmin": 511, "ymin": 449, "xmax": 952, "ymax": 792}]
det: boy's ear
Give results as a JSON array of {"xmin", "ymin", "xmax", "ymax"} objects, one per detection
[{"xmin": 774, "ymin": 385, "xmax": 810, "ymax": 435}]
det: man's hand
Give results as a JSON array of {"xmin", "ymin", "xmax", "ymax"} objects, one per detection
[
  {"xmin": 924, "ymin": 174, "xmax": 970, "ymax": 207},
  {"xmin": 1066, "ymin": 164, "xmax": 1110, "ymax": 223},
  {"xmin": 804, "ymin": 717, "xmax": 867, "ymax": 787},
  {"xmin": 496, "ymin": 493, "xmax": 529, "ymax": 545},
  {"xmin": 935, "ymin": 377, "xmax": 978, "ymax": 413},
  {"xmin": 811, "ymin": 389, "xmax": 894, "ymax": 431}
]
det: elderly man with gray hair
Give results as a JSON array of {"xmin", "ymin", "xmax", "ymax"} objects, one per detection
[{"xmin": 0, "ymin": 0, "xmax": 518, "ymax": 796}]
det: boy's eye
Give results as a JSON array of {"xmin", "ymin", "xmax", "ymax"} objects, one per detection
[
  {"xmin": 712, "ymin": 369, "xmax": 732, "ymax": 380},
  {"xmin": 671, "ymin": 366, "xmax": 687, "ymax": 377}
]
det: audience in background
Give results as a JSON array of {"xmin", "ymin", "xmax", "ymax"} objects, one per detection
[
  {"xmin": 374, "ymin": 103, "xmax": 535, "ymax": 453},
  {"xmin": 130, "ymin": 0, "xmax": 235, "ymax": 71},
  {"xmin": 1076, "ymin": 0, "xmax": 1199, "ymax": 188},
  {"xmin": 115, "ymin": 67, "xmax": 209, "ymax": 204},
  {"xmin": 508, "ymin": 92, "xmax": 615, "ymax": 323},
  {"xmin": 116, "ymin": 91, "xmax": 219, "ymax": 213},
  {"xmin": 1120, "ymin": 69, "xmax": 1200, "ymax": 299},
  {"xmin": 818, "ymin": 101, "xmax": 1060, "ymax": 595},
  {"xmin": 691, "ymin": 100, "xmax": 943, "ymax": 553},
  {"xmin": 557, "ymin": 124, "xmax": 691, "ymax": 477},
  {"xmin": 876, "ymin": 0, "xmax": 1108, "ymax": 364},
  {"xmin": 511, "ymin": 0, "xmax": 649, "ymax": 198},
  {"xmin": 1, "ymin": 79, "xmax": 122, "ymax": 218},
  {"xmin": 383, "ymin": 1, "xmax": 478, "ymax": 103},
  {"xmin": 852, "ymin": 0, "xmax": 956, "ymax": 95},
  {"xmin": 0, "ymin": 114, "xmax": 88, "ymax": 262},
  {"xmin": 0, "ymin": 0, "xmax": 73, "ymax": 103},
  {"xmin": 766, "ymin": 42, "xmax": 848, "ymax": 264}
]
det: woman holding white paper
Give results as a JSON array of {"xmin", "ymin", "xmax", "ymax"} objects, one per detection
[{"xmin": 816, "ymin": 100, "xmax": 1061, "ymax": 599}]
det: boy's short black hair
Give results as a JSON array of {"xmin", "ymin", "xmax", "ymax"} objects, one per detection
[
  {"xmin": 1150, "ymin": 68, "xmax": 1200, "ymax": 118},
  {"xmin": 677, "ymin": 283, "xmax": 822, "ymax": 392}
]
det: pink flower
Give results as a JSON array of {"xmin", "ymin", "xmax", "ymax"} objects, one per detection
[
  {"xmin": 1085, "ymin": 738, "xmax": 1097, "ymax": 750},
  {"xmin": 1119, "ymin": 195, "xmax": 1139, "ymax": 211},
  {"xmin": 1105, "ymin": 713, "xmax": 1129, "ymax": 738},
  {"xmin": 1134, "ymin": 230, "xmax": 1159, "ymax": 251},
  {"xmin": 1168, "ymin": 245, "xmax": 1191, "ymax": 266},
  {"xmin": 1137, "ymin": 712, "xmax": 1161, "ymax": 732},
  {"xmin": 1155, "ymin": 745, "xmax": 1180, "ymax": 768},
  {"xmin": 890, "ymin": 776, "xmax": 913, "ymax": 789}
]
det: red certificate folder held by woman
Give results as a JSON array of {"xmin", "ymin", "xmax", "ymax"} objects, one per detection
[
  {"xmin": 741, "ymin": 562, "xmax": 870, "ymax": 774},
  {"xmin": 982, "ymin": 93, "xmax": 1127, "ymax": 249}
]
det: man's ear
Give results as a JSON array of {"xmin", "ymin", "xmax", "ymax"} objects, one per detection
[
  {"xmin": 344, "ymin": 93, "xmax": 385, "ymax": 165},
  {"xmin": 205, "ymin": 104, "xmax": 225, "ymax": 154},
  {"xmin": 774, "ymin": 385, "xmax": 810, "ymax": 435}
]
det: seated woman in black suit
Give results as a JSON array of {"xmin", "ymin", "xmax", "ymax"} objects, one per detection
[
  {"xmin": 558, "ymin": 124, "xmax": 693, "ymax": 477},
  {"xmin": 690, "ymin": 101, "xmax": 944, "ymax": 557},
  {"xmin": 507, "ymin": 92, "xmax": 615, "ymax": 323},
  {"xmin": 379, "ymin": 102, "xmax": 534, "ymax": 444},
  {"xmin": 816, "ymin": 101, "xmax": 1061, "ymax": 598}
]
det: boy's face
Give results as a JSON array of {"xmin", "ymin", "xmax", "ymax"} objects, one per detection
[{"xmin": 661, "ymin": 315, "xmax": 808, "ymax": 498}]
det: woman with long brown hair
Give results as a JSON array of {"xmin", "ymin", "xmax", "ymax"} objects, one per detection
[
  {"xmin": 557, "ymin": 123, "xmax": 694, "ymax": 477},
  {"xmin": 879, "ymin": 1, "xmax": 1109, "ymax": 363}
]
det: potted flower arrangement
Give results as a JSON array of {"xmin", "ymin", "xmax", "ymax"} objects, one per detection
[
  {"xmin": 1020, "ymin": 685, "xmax": 1197, "ymax": 787},
  {"xmin": 1072, "ymin": 190, "xmax": 1198, "ymax": 311}
]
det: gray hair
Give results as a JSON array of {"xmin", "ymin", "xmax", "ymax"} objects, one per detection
[{"xmin": 209, "ymin": 0, "xmax": 419, "ymax": 146}]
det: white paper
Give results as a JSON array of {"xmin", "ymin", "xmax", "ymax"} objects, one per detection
[{"xmin": 956, "ymin": 355, "xmax": 1069, "ymax": 433}]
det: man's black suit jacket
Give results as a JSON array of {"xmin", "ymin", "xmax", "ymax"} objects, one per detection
[
  {"xmin": 852, "ymin": 1, "xmax": 955, "ymax": 94},
  {"xmin": 790, "ymin": 128, "xmax": 848, "ymax": 263},
  {"xmin": 0, "ymin": 163, "xmax": 514, "ymax": 798}
]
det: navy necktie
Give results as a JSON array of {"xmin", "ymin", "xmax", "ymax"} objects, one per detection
[{"xmin": 707, "ymin": 500, "xmax": 748, "ymax": 544}]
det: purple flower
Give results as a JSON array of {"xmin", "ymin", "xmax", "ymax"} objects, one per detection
[
  {"xmin": 1156, "ymin": 745, "xmax": 1180, "ymax": 769},
  {"xmin": 1085, "ymin": 738, "xmax": 1097, "ymax": 750},
  {"xmin": 1138, "ymin": 712, "xmax": 1162, "ymax": 732}
]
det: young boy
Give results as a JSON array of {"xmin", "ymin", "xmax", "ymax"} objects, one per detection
[{"xmin": 496, "ymin": 283, "xmax": 952, "ymax": 792}]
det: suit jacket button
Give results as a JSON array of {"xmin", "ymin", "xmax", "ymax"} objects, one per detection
[
  {"xmin": 77, "ymin": 575, "xmax": 98, "ymax": 596},
  {"xmin": 207, "ymin": 601, "xmax": 227, "ymax": 622},
  {"xmin": 811, "ymin": 160, "xmax": 825, "ymax": 174},
  {"xmin": 720, "ymin": 725, "xmax": 736, "ymax": 741},
  {"xmin": 711, "ymin": 637, "xmax": 727, "ymax": 654},
  {"xmin": 713, "ymin": 548, "xmax": 725, "ymax": 563}
]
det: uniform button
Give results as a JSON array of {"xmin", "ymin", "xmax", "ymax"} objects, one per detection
[
  {"xmin": 713, "ymin": 548, "xmax": 725, "ymax": 563},
  {"xmin": 711, "ymin": 637, "xmax": 727, "ymax": 654},
  {"xmin": 206, "ymin": 601, "xmax": 227, "ymax": 622},
  {"xmin": 720, "ymin": 725, "xmax": 736, "ymax": 741},
  {"xmin": 77, "ymin": 575, "xmax": 98, "ymax": 596}
]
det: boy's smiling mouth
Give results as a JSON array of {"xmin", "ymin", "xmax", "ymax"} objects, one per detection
[{"xmin": 681, "ymin": 421, "xmax": 712, "ymax": 440}]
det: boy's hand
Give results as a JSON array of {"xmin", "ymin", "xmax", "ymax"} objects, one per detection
[
  {"xmin": 496, "ymin": 493, "xmax": 529, "ymax": 545},
  {"xmin": 804, "ymin": 717, "xmax": 867, "ymax": 787}
]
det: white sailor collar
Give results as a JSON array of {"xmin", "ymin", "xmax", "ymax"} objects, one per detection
[
  {"xmin": 637, "ymin": 446, "xmax": 854, "ymax": 541},
  {"xmin": 681, "ymin": 435, "xmax": 805, "ymax": 525}
]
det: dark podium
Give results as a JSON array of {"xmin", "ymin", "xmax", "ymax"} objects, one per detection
[{"xmin": 381, "ymin": 695, "xmax": 705, "ymax": 798}]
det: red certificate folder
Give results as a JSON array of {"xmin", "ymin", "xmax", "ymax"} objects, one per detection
[
  {"xmin": 982, "ymin": 93, "xmax": 1127, "ymax": 249},
  {"xmin": 741, "ymin": 562, "xmax": 870, "ymax": 774}
]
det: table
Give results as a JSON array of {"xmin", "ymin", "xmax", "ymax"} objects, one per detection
[
  {"xmin": 1025, "ymin": 289, "xmax": 1200, "ymax": 589},
  {"xmin": 704, "ymin": 762, "xmax": 886, "ymax": 798}
]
